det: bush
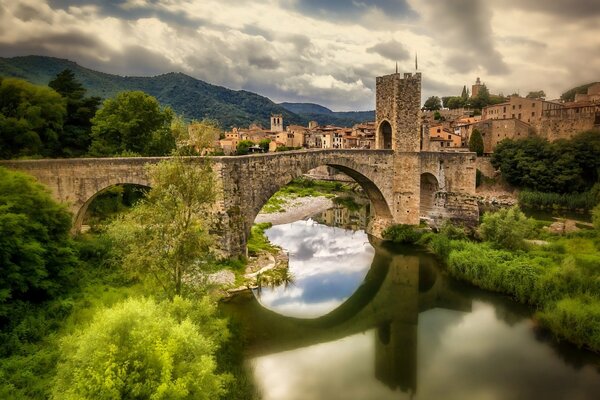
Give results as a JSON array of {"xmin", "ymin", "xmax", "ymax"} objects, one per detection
[
  {"xmin": 383, "ymin": 224, "xmax": 423, "ymax": 244},
  {"xmin": 479, "ymin": 206, "xmax": 534, "ymax": 250},
  {"xmin": 537, "ymin": 295, "xmax": 600, "ymax": 352},
  {"xmin": 52, "ymin": 296, "xmax": 230, "ymax": 400}
]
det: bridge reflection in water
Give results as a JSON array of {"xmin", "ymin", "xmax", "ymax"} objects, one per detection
[{"xmin": 220, "ymin": 240, "xmax": 471, "ymax": 396}]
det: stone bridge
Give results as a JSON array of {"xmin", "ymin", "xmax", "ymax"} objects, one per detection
[
  {"xmin": 0, "ymin": 148, "xmax": 477, "ymax": 256},
  {"xmin": 0, "ymin": 71, "xmax": 479, "ymax": 256}
]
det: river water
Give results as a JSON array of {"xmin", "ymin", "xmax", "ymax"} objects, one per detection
[{"xmin": 221, "ymin": 200, "xmax": 600, "ymax": 400}]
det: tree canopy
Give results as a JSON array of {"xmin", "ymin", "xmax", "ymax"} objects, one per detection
[
  {"xmin": 423, "ymin": 96, "xmax": 442, "ymax": 111},
  {"xmin": 0, "ymin": 77, "xmax": 66, "ymax": 159},
  {"xmin": 468, "ymin": 129, "xmax": 484, "ymax": 156},
  {"xmin": 48, "ymin": 69, "xmax": 101, "ymax": 157},
  {"xmin": 107, "ymin": 157, "xmax": 217, "ymax": 298},
  {"xmin": 525, "ymin": 90, "xmax": 546, "ymax": 99},
  {"xmin": 491, "ymin": 131, "xmax": 600, "ymax": 193},
  {"xmin": 52, "ymin": 296, "xmax": 230, "ymax": 400},
  {"xmin": 89, "ymin": 91, "xmax": 175, "ymax": 156},
  {"xmin": 0, "ymin": 167, "xmax": 78, "ymax": 311}
]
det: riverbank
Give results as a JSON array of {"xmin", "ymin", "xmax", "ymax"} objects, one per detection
[
  {"xmin": 414, "ymin": 208, "xmax": 600, "ymax": 353},
  {"xmin": 255, "ymin": 196, "xmax": 333, "ymax": 225}
]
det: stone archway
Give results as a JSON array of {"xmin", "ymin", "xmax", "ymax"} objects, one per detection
[
  {"xmin": 377, "ymin": 120, "xmax": 393, "ymax": 150},
  {"xmin": 73, "ymin": 182, "xmax": 151, "ymax": 231},
  {"xmin": 419, "ymin": 173, "xmax": 439, "ymax": 218}
]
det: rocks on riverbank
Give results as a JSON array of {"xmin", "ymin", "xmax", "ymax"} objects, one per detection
[{"xmin": 255, "ymin": 195, "xmax": 333, "ymax": 226}]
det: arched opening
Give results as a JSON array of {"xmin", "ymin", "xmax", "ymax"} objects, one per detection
[
  {"xmin": 378, "ymin": 120, "xmax": 393, "ymax": 150},
  {"xmin": 246, "ymin": 162, "xmax": 393, "ymax": 318},
  {"xmin": 419, "ymin": 173, "xmax": 439, "ymax": 219},
  {"xmin": 74, "ymin": 183, "xmax": 150, "ymax": 232}
]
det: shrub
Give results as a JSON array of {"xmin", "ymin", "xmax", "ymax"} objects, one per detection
[
  {"xmin": 383, "ymin": 224, "xmax": 423, "ymax": 244},
  {"xmin": 52, "ymin": 296, "xmax": 230, "ymax": 400},
  {"xmin": 479, "ymin": 206, "xmax": 534, "ymax": 250}
]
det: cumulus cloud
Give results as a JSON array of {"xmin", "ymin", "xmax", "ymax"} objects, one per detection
[
  {"xmin": 0, "ymin": 0, "xmax": 598, "ymax": 110},
  {"xmin": 366, "ymin": 39, "xmax": 410, "ymax": 61}
]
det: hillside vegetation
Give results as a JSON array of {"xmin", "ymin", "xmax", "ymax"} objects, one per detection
[{"xmin": 0, "ymin": 56, "xmax": 372, "ymax": 129}]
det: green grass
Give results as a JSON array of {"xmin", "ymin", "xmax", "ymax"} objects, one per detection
[
  {"xmin": 519, "ymin": 189, "xmax": 599, "ymax": 211},
  {"xmin": 422, "ymin": 212, "xmax": 600, "ymax": 353},
  {"xmin": 247, "ymin": 222, "xmax": 278, "ymax": 256}
]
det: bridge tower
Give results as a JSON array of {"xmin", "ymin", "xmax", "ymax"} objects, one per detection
[{"xmin": 375, "ymin": 72, "xmax": 423, "ymax": 226}]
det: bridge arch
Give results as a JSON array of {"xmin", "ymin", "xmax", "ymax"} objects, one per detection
[
  {"xmin": 244, "ymin": 153, "xmax": 395, "ymax": 247},
  {"xmin": 419, "ymin": 172, "xmax": 439, "ymax": 218},
  {"xmin": 73, "ymin": 178, "xmax": 151, "ymax": 231}
]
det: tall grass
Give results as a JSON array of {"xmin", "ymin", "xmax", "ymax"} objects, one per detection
[
  {"xmin": 519, "ymin": 189, "xmax": 599, "ymax": 211},
  {"xmin": 422, "ymin": 211, "xmax": 600, "ymax": 353}
]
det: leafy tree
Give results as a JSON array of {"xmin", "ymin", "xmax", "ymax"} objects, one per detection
[
  {"xmin": 0, "ymin": 167, "xmax": 78, "ymax": 310},
  {"xmin": 423, "ymin": 96, "xmax": 442, "ymax": 111},
  {"xmin": 259, "ymin": 138, "xmax": 271, "ymax": 152},
  {"xmin": 525, "ymin": 90, "xmax": 546, "ymax": 99},
  {"xmin": 445, "ymin": 96, "xmax": 464, "ymax": 109},
  {"xmin": 479, "ymin": 206, "xmax": 534, "ymax": 250},
  {"xmin": 172, "ymin": 117, "xmax": 222, "ymax": 156},
  {"xmin": 470, "ymin": 85, "xmax": 491, "ymax": 109},
  {"xmin": 52, "ymin": 296, "xmax": 230, "ymax": 400},
  {"xmin": 107, "ymin": 157, "xmax": 216, "ymax": 298},
  {"xmin": 235, "ymin": 140, "xmax": 255, "ymax": 155},
  {"xmin": 48, "ymin": 69, "xmax": 101, "ymax": 157},
  {"xmin": 461, "ymin": 85, "xmax": 469, "ymax": 100},
  {"xmin": 0, "ymin": 77, "xmax": 66, "ymax": 158},
  {"xmin": 89, "ymin": 91, "xmax": 175, "ymax": 156},
  {"xmin": 468, "ymin": 129, "xmax": 484, "ymax": 156}
]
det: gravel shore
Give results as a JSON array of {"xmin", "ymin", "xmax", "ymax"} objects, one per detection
[{"xmin": 254, "ymin": 196, "xmax": 334, "ymax": 225}]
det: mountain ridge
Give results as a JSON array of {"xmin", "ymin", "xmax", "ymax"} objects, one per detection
[{"xmin": 0, "ymin": 55, "xmax": 374, "ymax": 129}]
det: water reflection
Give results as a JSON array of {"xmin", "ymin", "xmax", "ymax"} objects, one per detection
[{"xmin": 221, "ymin": 203, "xmax": 600, "ymax": 400}]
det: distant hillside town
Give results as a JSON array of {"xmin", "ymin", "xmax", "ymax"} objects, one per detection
[
  {"xmin": 422, "ymin": 78, "xmax": 600, "ymax": 154},
  {"xmin": 213, "ymin": 77, "xmax": 600, "ymax": 156}
]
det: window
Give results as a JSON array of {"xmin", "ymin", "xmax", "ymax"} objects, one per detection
[
  {"xmin": 518, "ymin": 113, "xmax": 521, "ymax": 119},
  {"xmin": 532, "ymin": 103, "xmax": 535, "ymax": 107},
  {"xmin": 437, "ymin": 128, "xmax": 441, "ymax": 133},
  {"xmin": 448, "ymin": 135, "xmax": 451, "ymax": 139},
  {"xmin": 503, "ymin": 106, "xmax": 506, "ymax": 113},
  {"xmin": 519, "ymin": 104, "xmax": 522, "ymax": 109},
  {"xmin": 512, "ymin": 105, "xmax": 515, "ymax": 110},
  {"xmin": 532, "ymin": 112, "xmax": 535, "ymax": 117},
  {"xmin": 512, "ymin": 114, "xmax": 515, "ymax": 118}
]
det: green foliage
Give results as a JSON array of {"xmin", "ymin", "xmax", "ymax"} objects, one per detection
[
  {"xmin": 593, "ymin": 203, "xmax": 600, "ymax": 230},
  {"xmin": 525, "ymin": 90, "xmax": 546, "ymax": 99},
  {"xmin": 173, "ymin": 118, "xmax": 222, "ymax": 156},
  {"xmin": 561, "ymin": 82, "xmax": 599, "ymax": 102},
  {"xmin": 258, "ymin": 138, "xmax": 271, "ymax": 152},
  {"xmin": 0, "ymin": 167, "xmax": 78, "ymax": 309},
  {"xmin": 48, "ymin": 69, "xmax": 101, "ymax": 157},
  {"xmin": 518, "ymin": 187, "xmax": 600, "ymax": 211},
  {"xmin": 89, "ymin": 91, "xmax": 175, "ymax": 156},
  {"xmin": 383, "ymin": 224, "xmax": 423, "ymax": 244},
  {"xmin": 422, "ymin": 209, "xmax": 600, "ymax": 352},
  {"xmin": 106, "ymin": 157, "xmax": 216, "ymax": 298},
  {"xmin": 468, "ymin": 129, "xmax": 484, "ymax": 156},
  {"xmin": 0, "ymin": 77, "xmax": 66, "ymax": 158},
  {"xmin": 423, "ymin": 96, "xmax": 441, "ymax": 111},
  {"xmin": 492, "ymin": 132, "xmax": 600, "ymax": 194},
  {"xmin": 479, "ymin": 206, "xmax": 534, "ymax": 250},
  {"xmin": 247, "ymin": 223, "xmax": 277, "ymax": 256},
  {"xmin": 275, "ymin": 146, "xmax": 303, "ymax": 152},
  {"xmin": 235, "ymin": 140, "xmax": 255, "ymax": 155},
  {"xmin": 537, "ymin": 296, "xmax": 600, "ymax": 351},
  {"xmin": 52, "ymin": 296, "xmax": 230, "ymax": 400}
]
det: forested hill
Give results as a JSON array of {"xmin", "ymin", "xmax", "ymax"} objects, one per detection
[
  {"xmin": 279, "ymin": 102, "xmax": 375, "ymax": 127},
  {"xmin": 0, "ymin": 55, "xmax": 372, "ymax": 129}
]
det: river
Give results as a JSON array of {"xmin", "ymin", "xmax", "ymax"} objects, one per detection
[{"xmin": 221, "ymin": 199, "xmax": 600, "ymax": 400}]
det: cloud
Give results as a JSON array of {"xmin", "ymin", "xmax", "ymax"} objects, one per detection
[
  {"xmin": 293, "ymin": 0, "xmax": 415, "ymax": 20},
  {"xmin": 505, "ymin": 0, "xmax": 600, "ymax": 19},
  {"xmin": 416, "ymin": 0, "xmax": 510, "ymax": 76},
  {"xmin": 366, "ymin": 40, "xmax": 410, "ymax": 61}
]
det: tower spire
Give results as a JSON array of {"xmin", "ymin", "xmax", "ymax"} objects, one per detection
[
  {"xmin": 395, "ymin": 61, "xmax": 398, "ymax": 74},
  {"xmin": 415, "ymin": 52, "xmax": 418, "ymax": 71}
]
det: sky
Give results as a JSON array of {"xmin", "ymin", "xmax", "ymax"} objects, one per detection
[{"xmin": 0, "ymin": 0, "xmax": 599, "ymax": 111}]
